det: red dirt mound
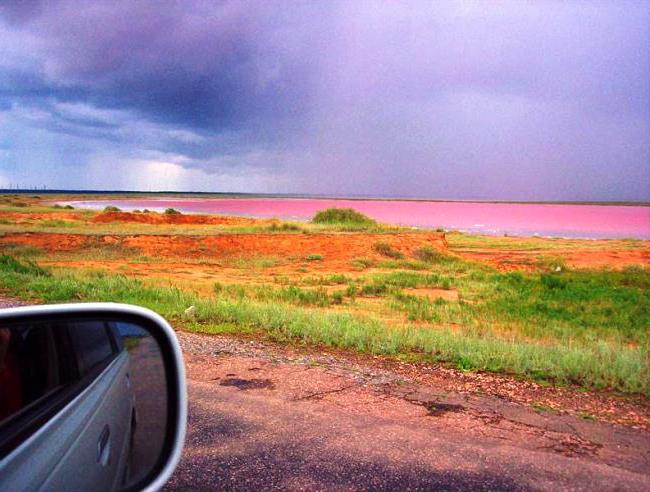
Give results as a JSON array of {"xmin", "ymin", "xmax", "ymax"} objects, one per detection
[
  {"xmin": 0, "ymin": 232, "xmax": 448, "ymax": 267},
  {"xmin": 91, "ymin": 212, "xmax": 264, "ymax": 226}
]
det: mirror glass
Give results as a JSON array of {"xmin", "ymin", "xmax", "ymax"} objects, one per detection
[{"xmin": 0, "ymin": 316, "xmax": 170, "ymax": 490}]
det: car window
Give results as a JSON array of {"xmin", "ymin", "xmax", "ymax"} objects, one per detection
[
  {"xmin": 1, "ymin": 325, "xmax": 64, "ymax": 426},
  {"xmin": 67, "ymin": 321, "xmax": 116, "ymax": 375},
  {"xmin": 0, "ymin": 320, "xmax": 121, "ymax": 456},
  {"xmin": 107, "ymin": 322, "xmax": 125, "ymax": 353}
]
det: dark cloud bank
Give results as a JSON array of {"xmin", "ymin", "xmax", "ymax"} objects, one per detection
[{"xmin": 0, "ymin": 0, "xmax": 648, "ymax": 200}]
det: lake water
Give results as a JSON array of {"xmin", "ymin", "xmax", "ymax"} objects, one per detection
[{"xmin": 66, "ymin": 198, "xmax": 650, "ymax": 239}]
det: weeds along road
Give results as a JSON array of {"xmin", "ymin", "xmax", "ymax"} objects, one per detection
[
  {"xmin": 2, "ymin": 299, "xmax": 647, "ymax": 490},
  {"xmin": 165, "ymin": 331, "xmax": 650, "ymax": 491}
]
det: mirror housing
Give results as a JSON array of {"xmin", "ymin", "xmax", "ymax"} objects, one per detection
[{"xmin": 0, "ymin": 303, "xmax": 187, "ymax": 491}]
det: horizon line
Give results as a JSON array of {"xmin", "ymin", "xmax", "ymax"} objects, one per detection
[{"xmin": 2, "ymin": 189, "xmax": 649, "ymax": 207}]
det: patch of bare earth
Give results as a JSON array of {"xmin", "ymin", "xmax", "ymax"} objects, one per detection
[{"xmin": 452, "ymin": 247, "xmax": 650, "ymax": 271}]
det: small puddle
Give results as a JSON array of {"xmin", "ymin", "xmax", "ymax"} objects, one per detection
[
  {"xmin": 219, "ymin": 378, "xmax": 275, "ymax": 390},
  {"xmin": 420, "ymin": 401, "xmax": 465, "ymax": 416}
]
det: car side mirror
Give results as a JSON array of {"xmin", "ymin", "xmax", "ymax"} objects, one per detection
[{"xmin": 0, "ymin": 303, "xmax": 187, "ymax": 491}]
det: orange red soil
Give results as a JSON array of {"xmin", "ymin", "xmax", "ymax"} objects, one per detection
[
  {"xmin": 0, "ymin": 232, "xmax": 448, "ymax": 267},
  {"xmin": 90, "ymin": 211, "xmax": 265, "ymax": 226},
  {"xmin": 457, "ymin": 248, "xmax": 650, "ymax": 271}
]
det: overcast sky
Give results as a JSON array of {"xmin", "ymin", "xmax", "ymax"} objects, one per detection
[{"xmin": 0, "ymin": 1, "xmax": 648, "ymax": 200}]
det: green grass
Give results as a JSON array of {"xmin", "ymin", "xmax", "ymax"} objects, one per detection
[
  {"xmin": 0, "ymin": 254, "xmax": 49, "ymax": 276},
  {"xmin": 483, "ymin": 270, "xmax": 649, "ymax": 344},
  {"xmin": 227, "ymin": 256, "xmax": 280, "ymax": 269},
  {"xmin": 0, "ymin": 243, "xmax": 44, "ymax": 259},
  {"xmin": 371, "ymin": 271, "xmax": 450, "ymax": 289},
  {"xmin": 40, "ymin": 219, "xmax": 82, "ymax": 228},
  {"xmin": 378, "ymin": 259, "xmax": 430, "ymax": 270},
  {"xmin": 1, "ymin": 254, "xmax": 648, "ymax": 395},
  {"xmin": 300, "ymin": 274, "xmax": 350, "ymax": 286}
]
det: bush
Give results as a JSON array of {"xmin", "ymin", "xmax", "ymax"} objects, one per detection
[
  {"xmin": 267, "ymin": 222, "xmax": 302, "ymax": 232},
  {"xmin": 331, "ymin": 291, "xmax": 344, "ymax": 305},
  {"xmin": 103, "ymin": 206, "xmax": 122, "ymax": 213},
  {"xmin": 360, "ymin": 282, "xmax": 389, "ymax": 297},
  {"xmin": 413, "ymin": 246, "xmax": 445, "ymax": 263},
  {"xmin": 164, "ymin": 208, "xmax": 181, "ymax": 215},
  {"xmin": 536, "ymin": 255, "xmax": 567, "ymax": 272},
  {"xmin": 351, "ymin": 257, "xmax": 375, "ymax": 269},
  {"xmin": 63, "ymin": 205, "xmax": 75, "ymax": 210},
  {"xmin": 306, "ymin": 254, "xmax": 323, "ymax": 261},
  {"xmin": 312, "ymin": 208, "xmax": 375, "ymax": 226},
  {"xmin": 372, "ymin": 241, "xmax": 404, "ymax": 259}
]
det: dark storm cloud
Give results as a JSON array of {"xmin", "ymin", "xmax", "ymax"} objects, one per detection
[
  {"xmin": 1, "ymin": 0, "xmax": 325, "ymax": 132},
  {"xmin": 0, "ymin": 0, "xmax": 648, "ymax": 199}
]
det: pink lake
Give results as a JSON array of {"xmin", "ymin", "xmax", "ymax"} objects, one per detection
[{"xmin": 67, "ymin": 198, "xmax": 650, "ymax": 239}]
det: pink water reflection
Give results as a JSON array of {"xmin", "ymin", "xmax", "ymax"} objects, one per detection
[{"xmin": 70, "ymin": 198, "xmax": 650, "ymax": 239}]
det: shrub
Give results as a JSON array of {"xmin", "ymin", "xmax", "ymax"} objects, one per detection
[
  {"xmin": 413, "ymin": 245, "xmax": 445, "ymax": 263},
  {"xmin": 306, "ymin": 254, "xmax": 323, "ymax": 261},
  {"xmin": 301, "ymin": 274, "xmax": 349, "ymax": 286},
  {"xmin": 346, "ymin": 284, "xmax": 359, "ymax": 298},
  {"xmin": 536, "ymin": 255, "xmax": 567, "ymax": 272},
  {"xmin": 373, "ymin": 241, "xmax": 404, "ymax": 259},
  {"xmin": 360, "ymin": 282, "xmax": 389, "ymax": 296},
  {"xmin": 352, "ymin": 257, "xmax": 375, "ymax": 269},
  {"xmin": 164, "ymin": 208, "xmax": 181, "ymax": 215},
  {"xmin": 331, "ymin": 291, "xmax": 344, "ymax": 305},
  {"xmin": 63, "ymin": 205, "xmax": 75, "ymax": 210},
  {"xmin": 103, "ymin": 206, "xmax": 121, "ymax": 213},
  {"xmin": 312, "ymin": 208, "xmax": 375, "ymax": 226},
  {"xmin": 268, "ymin": 222, "xmax": 302, "ymax": 232}
]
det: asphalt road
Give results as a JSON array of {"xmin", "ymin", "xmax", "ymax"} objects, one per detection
[{"xmin": 164, "ymin": 332, "xmax": 650, "ymax": 491}]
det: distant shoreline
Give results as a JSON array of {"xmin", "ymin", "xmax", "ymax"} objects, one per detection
[{"xmin": 2, "ymin": 189, "xmax": 649, "ymax": 207}]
